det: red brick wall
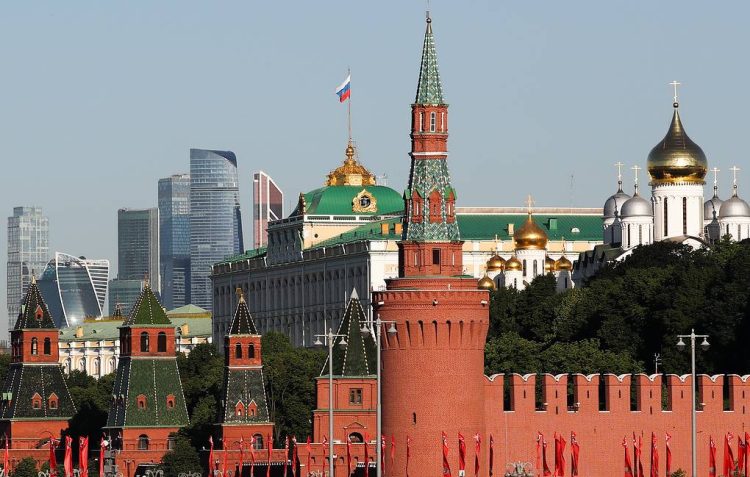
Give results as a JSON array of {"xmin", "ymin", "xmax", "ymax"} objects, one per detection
[{"xmin": 313, "ymin": 377, "xmax": 376, "ymax": 443}]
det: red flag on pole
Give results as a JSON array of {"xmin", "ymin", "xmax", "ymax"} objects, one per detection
[
  {"xmin": 555, "ymin": 433, "xmax": 566, "ymax": 477},
  {"xmin": 49, "ymin": 438, "xmax": 58, "ymax": 477},
  {"xmin": 266, "ymin": 434, "xmax": 272, "ymax": 477},
  {"xmin": 406, "ymin": 435, "xmax": 411, "ymax": 477},
  {"xmin": 63, "ymin": 436, "xmax": 73, "ymax": 477},
  {"xmin": 709, "ymin": 436, "xmax": 717, "ymax": 477},
  {"xmin": 665, "ymin": 433, "xmax": 672, "ymax": 477},
  {"xmin": 208, "ymin": 436, "xmax": 214, "ymax": 477},
  {"xmin": 570, "ymin": 432, "xmax": 579, "ymax": 477},
  {"xmin": 489, "ymin": 434, "xmax": 495, "ymax": 477},
  {"xmin": 745, "ymin": 432, "xmax": 750, "ymax": 476},
  {"xmin": 283, "ymin": 436, "xmax": 289, "ymax": 477},
  {"xmin": 458, "ymin": 433, "xmax": 466, "ymax": 477},
  {"xmin": 623, "ymin": 437, "xmax": 634, "ymax": 477},
  {"xmin": 473, "ymin": 433, "xmax": 481, "ymax": 477},
  {"xmin": 442, "ymin": 432, "xmax": 452, "ymax": 477},
  {"xmin": 381, "ymin": 435, "xmax": 386, "ymax": 477},
  {"xmin": 364, "ymin": 433, "xmax": 370, "ymax": 477},
  {"xmin": 239, "ymin": 437, "xmax": 245, "ymax": 477},
  {"xmin": 79, "ymin": 436, "xmax": 89, "ymax": 477},
  {"xmin": 637, "ymin": 436, "xmax": 644, "ymax": 477},
  {"xmin": 724, "ymin": 432, "xmax": 736, "ymax": 477},
  {"xmin": 305, "ymin": 437, "xmax": 312, "ymax": 477},
  {"xmin": 542, "ymin": 435, "xmax": 552, "ymax": 477},
  {"xmin": 738, "ymin": 435, "xmax": 746, "ymax": 476},
  {"xmin": 249, "ymin": 436, "xmax": 256, "ymax": 477},
  {"xmin": 291, "ymin": 436, "xmax": 298, "ymax": 477},
  {"xmin": 322, "ymin": 436, "xmax": 328, "ymax": 473},
  {"xmin": 649, "ymin": 432, "xmax": 658, "ymax": 477},
  {"xmin": 390, "ymin": 434, "xmax": 396, "ymax": 476},
  {"xmin": 536, "ymin": 433, "xmax": 543, "ymax": 475},
  {"xmin": 346, "ymin": 435, "xmax": 352, "ymax": 477},
  {"xmin": 632, "ymin": 434, "xmax": 638, "ymax": 477},
  {"xmin": 4, "ymin": 435, "xmax": 9, "ymax": 475},
  {"xmin": 99, "ymin": 437, "xmax": 107, "ymax": 477},
  {"xmin": 222, "ymin": 443, "xmax": 228, "ymax": 477}
]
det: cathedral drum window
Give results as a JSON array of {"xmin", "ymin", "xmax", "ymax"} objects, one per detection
[{"xmin": 352, "ymin": 189, "xmax": 378, "ymax": 213}]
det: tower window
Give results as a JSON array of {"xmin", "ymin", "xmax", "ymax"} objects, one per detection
[
  {"xmin": 419, "ymin": 112, "xmax": 424, "ymax": 132},
  {"xmin": 248, "ymin": 344, "xmax": 255, "ymax": 359},
  {"xmin": 253, "ymin": 434, "xmax": 264, "ymax": 450},
  {"xmin": 683, "ymin": 197, "xmax": 687, "ymax": 235},
  {"xmin": 43, "ymin": 337, "xmax": 51, "ymax": 355},
  {"xmin": 48, "ymin": 393, "xmax": 58, "ymax": 410},
  {"xmin": 430, "ymin": 112, "xmax": 436, "ymax": 132},
  {"xmin": 235, "ymin": 343, "xmax": 243, "ymax": 359},
  {"xmin": 533, "ymin": 260, "xmax": 538, "ymax": 277},
  {"xmin": 349, "ymin": 388, "xmax": 363, "ymax": 405},
  {"xmin": 157, "ymin": 332, "xmax": 167, "ymax": 353},
  {"xmin": 627, "ymin": 224, "xmax": 631, "ymax": 247},
  {"xmin": 166, "ymin": 394, "xmax": 175, "ymax": 409},
  {"xmin": 137, "ymin": 394, "xmax": 147, "ymax": 409},
  {"xmin": 441, "ymin": 112, "xmax": 445, "ymax": 131},
  {"xmin": 522, "ymin": 260, "xmax": 527, "ymax": 277},
  {"xmin": 138, "ymin": 435, "xmax": 149, "ymax": 451},
  {"xmin": 664, "ymin": 198, "xmax": 669, "ymax": 236},
  {"xmin": 432, "ymin": 249, "xmax": 441, "ymax": 265},
  {"xmin": 140, "ymin": 332, "xmax": 149, "ymax": 352},
  {"xmin": 31, "ymin": 338, "xmax": 38, "ymax": 356},
  {"xmin": 32, "ymin": 393, "xmax": 42, "ymax": 410},
  {"xmin": 639, "ymin": 225, "xmax": 643, "ymax": 245}
]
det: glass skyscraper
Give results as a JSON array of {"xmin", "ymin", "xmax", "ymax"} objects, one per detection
[
  {"xmin": 37, "ymin": 252, "xmax": 109, "ymax": 327},
  {"xmin": 113, "ymin": 208, "xmax": 159, "ymax": 313},
  {"xmin": 6, "ymin": 206, "xmax": 49, "ymax": 339},
  {"xmin": 158, "ymin": 174, "xmax": 191, "ymax": 310},
  {"xmin": 190, "ymin": 149, "xmax": 243, "ymax": 310},
  {"xmin": 252, "ymin": 171, "xmax": 283, "ymax": 249}
]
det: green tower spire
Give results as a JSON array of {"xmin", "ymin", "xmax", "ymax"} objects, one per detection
[{"xmin": 415, "ymin": 13, "xmax": 445, "ymax": 106}]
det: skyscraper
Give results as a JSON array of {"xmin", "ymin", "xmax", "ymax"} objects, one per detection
[
  {"xmin": 112, "ymin": 208, "xmax": 159, "ymax": 314},
  {"xmin": 6, "ymin": 206, "xmax": 49, "ymax": 339},
  {"xmin": 37, "ymin": 252, "xmax": 109, "ymax": 327},
  {"xmin": 190, "ymin": 149, "xmax": 243, "ymax": 310},
  {"xmin": 252, "ymin": 171, "xmax": 284, "ymax": 249},
  {"xmin": 158, "ymin": 174, "xmax": 191, "ymax": 310}
]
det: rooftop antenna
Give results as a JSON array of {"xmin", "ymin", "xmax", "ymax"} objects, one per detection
[{"xmin": 669, "ymin": 80, "xmax": 681, "ymax": 107}]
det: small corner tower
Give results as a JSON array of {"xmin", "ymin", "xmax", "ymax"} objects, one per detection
[
  {"xmin": 374, "ymin": 12, "xmax": 490, "ymax": 476},
  {"xmin": 313, "ymin": 289, "xmax": 377, "ymax": 443},
  {"xmin": 105, "ymin": 284, "xmax": 189, "ymax": 458},
  {"xmin": 0, "ymin": 278, "xmax": 76, "ymax": 448},
  {"xmin": 217, "ymin": 288, "xmax": 273, "ymax": 448}
]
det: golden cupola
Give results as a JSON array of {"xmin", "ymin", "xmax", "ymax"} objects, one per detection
[
  {"xmin": 647, "ymin": 103, "xmax": 708, "ymax": 185},
  {"xmin": 505, "ymin": 255, "xmax": 522, "ymax": 271},
  {"xmin": 555, "ymin": 255, "xmax": 573, "ymax": 271},
  {"xmin": 513, "ymin": 213, "xmax": 549, "ymax": 250},
  {"xmin": 486, "ymin": 254, "xmax": 506, "ymax": 272},
  {"xmin": 477, "ymin": 274, "xmax": 497, "ymax": 291},
  {"xmin": 326, "ymin": 142, "xmax": 377, "ymax": 186},
  {"xmin": 544, "ymin": 256, "xmax": 556, "ymax": 273}
]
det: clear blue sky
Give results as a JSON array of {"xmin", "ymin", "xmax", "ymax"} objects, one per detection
[{"xmin": 2, "ymin": 1, "xmax": 749, "ymax": 314}]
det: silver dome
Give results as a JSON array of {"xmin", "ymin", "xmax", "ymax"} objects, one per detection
[
  {"xmin": 621, "ymin": 194, "xmax": 653, "ymax": 218},
  {"xmin": 603, "ymin": 188, "xmax": 631, "ymax": 219},
  {"xmin": 719, "ymin": 194, "xmax": 750, "ymax": 219},
  {"xmin": 703, "ymin": 195, "xmax": 724, "ymax": 221}
]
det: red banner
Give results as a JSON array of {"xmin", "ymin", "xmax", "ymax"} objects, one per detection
[
  {"xmin": 305, "ymin": 436, "xmax": 311, "ymax": 477},
  {"xmin": 709, "ymin": 436, "xmax": 717, "ymax": 477},
  {"xmin": 554, "ymin": 433, "xmax": 566, "ymax": 477},
  {"xmin": 79, "ymin": 436, "xmax": 89, "ymax": 477},
  {"xmin": 267, "ymin": 434, "xmax": 273, "ymax": 477},
  {"xmin": 473, "ymin": 433, "xmax": 481, "ymax": 477},
  {"xmin": 239, "ymin": 437, "xmax": 245, "ymax": 476},
  {"xmin": 489, "ymin": 434, "xmax": 494, "ymax": 477},
  {"xmin": 406, "ymin": 435, "xmax": 411, "ymax": 477},
  {"xmin": 381, "ymin": 435, "xmax": 386, "ymax": 477},
  {"xmin": 291, "ymin": 436, "xmax": 298, "ymax": 477},
  {"xmin": 283, "ymin": 436, "xmax": 289, "ymax": 477},
  {"xmin": 637, "ymin": 435, "xmax": 644, "ymax": 477},
  {"xmin": 322, "ymin": 436, "xmax": 328, "ymax": 473},
  {"xmin": 623, "ymin": 437, "xmax": 634, "ymax": 477},
  {"xmin": 63, "ymin": 436, "xmax": 73, "ymax": 477},
  {"xmin": 458, "ymin": 433, "xmax": 466, "ymax": 476},
  {"xmin": 49, "ymin": 438, "xmax": 58, "ymax": 477},
  {"xmin": 649, "ymin": 432, "xmax": 658, "ymax": 477},
  {"xmin": 725, "ymin": 432, "xmax": 736, "ymax": 477},
  {"xmin": 542, "ymin": 435, "xmax": 551, "ymax": 476},
  {"xmin": 346, "ymin": 435, "xmax": 352, "ymax": 477},
  {"xmin": 391, "ymin": 434, "xmax": 395, "ymax": 477},
  {"xmin": 99, "ymin": 437, "xmax": 106, "ymax": 477},
  {"xmin": 442, "ymin": 431, "xmax": 452, "ymax": 477},
  {"xmin": 364, "ymin": 433, "xmax": 370, "ymax": 476},
  {"xmin": 665, "ymin": 433, "xmax": 672, "ymax": 477},
  {"xmin": 570, "ymin": 432, "xmax": 579, "ymax": 477},
  {"xmin": 536, "ymin": 433, "xmax": 543, "ymax": 475},
  {"xmin": 207, "ymin": 436, "xmax": 214, "ymax": 476}
]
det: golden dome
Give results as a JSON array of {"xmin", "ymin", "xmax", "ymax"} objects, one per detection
[
  {"xmin": 647, "ymin": 105, "xmax": 707, "ymax": 185},
  {"xmin": 555, "ymin": 255, "xmax": 573, "ymax": 271},
  {"xmin": 513, "ymin": 214, "xmax": 548, "ymax": 250},
  {"xmin": 505, "ymin": 255, "xmax": 522, "ymax": 271},
  {"xmin": 545, "ymin": 256, "xmax": 556, "ymax": 273},
  {"xmin": 486, "ymin": 254, "xmax": 506, "ymax": 272},
  {"xmin": 326, "ymin": 142, "xmax": 377, "ymax": 187},
  {"xmin": 477, "ymin": 274, "xmax": 496, "ymax": 291}
]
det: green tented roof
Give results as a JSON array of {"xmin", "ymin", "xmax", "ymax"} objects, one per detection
[
  {"xmin": 14, "ymin": 281, "xmax": 56, "ymax": 330},
  {"xmin": 228, "ymin": 298, "xmax": 258, "ymax": 335},
  {"xmin": 298, "ymin": 185, "xmax": 404, "ymax": 216},
  {"xmin": 0, "ymin": 363, "xmax": 77, "ymax": 420},
  {"xmin": 415, "ymin": 17, "xmax": 445, "ymax": 105},
  {"xmin": 321, "ymin": 289, "xmax": 376, "ymax": 377},
  {"xmin": 123, "ymin": 286, "xmax": 171, "ymax": 326}
]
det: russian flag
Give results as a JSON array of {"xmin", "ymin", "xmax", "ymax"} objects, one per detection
[{"xmin": 335, "ymin": 74, "xmax": 351, "ymax": 102}]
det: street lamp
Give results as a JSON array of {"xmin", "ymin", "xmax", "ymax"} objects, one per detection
[
  {"xmin": 359, "ymin": 313, "xmax": 397, "ymax": 477},
  {"xmin": 315, "ymin": 329, "xmax": 348, "ymax": 477},
  {"xmin": 677, "ymin": 329, "xmax": 709, "ymax": 477}
]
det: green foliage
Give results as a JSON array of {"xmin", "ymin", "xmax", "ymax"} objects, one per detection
[
  {"xmin": 669, "ymin": 470, "xmax": 686, "ymax": 477},
  {"xmin": 177, "ymin": 343, "xmax": 224, "ymax": 414},
  {"xmin": 13, "ymin": 457, "xmax": 37, "ymax": 477},
  {"xmin": 262, "ymin": 332, "xmax": 326, "ymax": 443},
  {"xmin": 66, "ymin": 371, "xmax": 115, "ymax": 442},
  {"xmin": 0, "ymin": 353, "xmax": 11, "ymax": 385},
  {"xmin": 160, "ymin": 435, "xmax": 201, "ymax": 477},
  {"xmin": 486, "ymin": 240, "xmax": 750, "ymax": 376}
]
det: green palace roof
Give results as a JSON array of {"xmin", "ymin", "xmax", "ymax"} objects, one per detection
[
  {"xmin": 295, "ymin": 185, "xmax": 404, "ymax": 216},
  {"xmin": 59, "ymin": 316, "xmax": 212, "ymax": 342}
]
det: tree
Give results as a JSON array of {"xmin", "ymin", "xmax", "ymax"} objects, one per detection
[
  {"xmin": 160, "ymin": 435, "xmax": 201, "ymax": 477},
  {"xmin": 66, "ymin": 372, "xmax": 115, "ymax": 443},
  {"xmin": 13, "ymin": 458, "xmax": 37, "ymax": 477}
]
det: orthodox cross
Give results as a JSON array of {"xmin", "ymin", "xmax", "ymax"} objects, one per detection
[
  {"xmin": 614, "ymin": 162, "xmax": 624, "ymax": 186},
  {"xmin": 711, "ymin": 167, "xmax": 720, "ymax": 187},
  {"xmin": 669, "ymin": 80, "xmax": 681, "ymax": 104},
  {"xmin": 632, "ymin": 165, "xmax": 641, "ymax": 193},
  {"xmin": 731, "ymin": 166, "xmax": 741, "ymax": 192},
  {"xmin": 525, "ymin": 194, "xmax": 535, "ymax": 214}
]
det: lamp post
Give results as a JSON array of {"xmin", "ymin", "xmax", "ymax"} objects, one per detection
[
  {"xmin": 359, "ymin": 313, "xmax": 397, "ymax": 477},
  {"xmin": 677, "ymin": 329, "xmax": 710, "ymax": 477},
  {"xmin": 314, "ymin": 329, "xmax": 348, "ymax": 477}
]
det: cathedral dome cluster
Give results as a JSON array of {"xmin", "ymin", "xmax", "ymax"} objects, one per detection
[
  {"xmin": 603, "ymin": 187, "xmax": 631, "ymax": 220},
  {"xmin": 719, "ymin": 193, "xmax": 750, "ymax": 219},
  {"xmin": 620, "ymin": 193, "xmax": 652, "ymax": 218}
]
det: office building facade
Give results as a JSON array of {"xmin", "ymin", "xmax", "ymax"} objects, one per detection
[
  {"xmin": 37, "ymin": 252, "xmax": 109, "ymax": 327},
  {"xmin": 252, "ymin": 171, "xmax": 283, "ymax": 249},
  {"xmin": 190, "ymin": 149, "xmax": 243, "ymax": 311},
  {"xmin": 6, "ymin": 206, "xmax": 49, "ymax": 339},
  {"xmin": 117, "ymin": 208, "xmax": 159, "ymax": 288},
  {"xmin": 158, "ymin": 174, "xmax": 191, "ymax": 309}
]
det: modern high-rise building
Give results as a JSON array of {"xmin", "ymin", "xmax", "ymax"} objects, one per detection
[
  {"xmin": 37, "ymin": 252, "xmax": 109, "ymax": 327},
  {"xmin": 158, "ymin": 174, "xmax": 191, "ymax": 310},
  {"xmin": 190, "ymin": 149, "xmax": 243, "ymax": 310},
  {"xmin": 6, "ymin": 206, "xmax": 49, "ymax": 339},
  {"xmin": 252, "ymin": 171, "xmax": 283, "ymax": 249},
  {"xmin": 108, "ymin": 278, "xmax": 143, "ymax": 316},
  {"xmin": 117, "ymin": 208, "xmax": 159, "ymax": 287}
]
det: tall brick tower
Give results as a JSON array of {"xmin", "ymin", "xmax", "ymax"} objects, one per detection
[
  {"xmin": 0, "ymin": 278, "xmax": 76, "ymax": 448},
  {"xmin": 374, "ymin": 13, "xmax": 490, "ymax": 476}
]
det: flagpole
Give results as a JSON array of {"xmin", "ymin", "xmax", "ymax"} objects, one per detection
[{"xmin": 347, "ymin": 67, "xmax": 352, "ymax": 142}]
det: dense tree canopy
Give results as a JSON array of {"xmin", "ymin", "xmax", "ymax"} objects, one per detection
[{"xmin": 486, "ymin": 239, "xmax": 750, "ymax": 376}]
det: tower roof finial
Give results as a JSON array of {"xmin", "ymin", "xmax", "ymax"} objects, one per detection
[
  {"xmin": 631, "ymin": 165, "xmax": 641, "ymax": 195},
  {"xmin": 614, "ymin": 162, "xmax": 624, "ymax": 191},
  {"xmin": 670, "ymin": 80, "xmax": 681, "ymax": 108},
  {"xmin": 525, "ymin": 194, "xmax": 535, "ymax": 215},
  {"xmin": 731, "ymin": 165, "xmax": 741, "ymax": 196},
  {"xmin": 711, "ymin": 167, "xmax": 720, "ymax": 197},
  {"xmin": 415, "ymin": 9, "xmax": 444, "ymax": 105}
]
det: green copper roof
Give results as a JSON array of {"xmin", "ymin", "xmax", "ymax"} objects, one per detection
[
  {"xmin": 404, "ymin": 159, "xmax": 461, "ymax": 241},
  {"xmin": 106, "ymin": 358, "xmax": 189, "ymax": 428},
  {"xmin": 14, "ymin": 281, "xmax": 56, "ymax": 330},
  {"xmin": 220, "ymin": 368, "xmax": 271, "ymax": 424},
  {"xmin": 59, "ymin": 317, "xmax": 212, "ymax": 342},
  {"xmin": 228, "ymin": 297, "xmax": 258, "ymax": 335},
  {"xmin": 415, "ymin": 16, "xmax": 445, "ymax": 105},
  {"xmin": 321, "ymin": 289, "xmax": 376, "ymax": 377},
  {"xmin": 295, "ymin": 185, "xmax": 404, "ymax": 217},
  {"xmin": 166, "ymin": 304, "xmax": 209, "ymax": 316},
  {"xmin": 0, "ymin": 363, "xmax": 77, "ymax": 420},
  {"xmin": 123, "ymin": 286, "xmax": 171, "ymax": 326}
]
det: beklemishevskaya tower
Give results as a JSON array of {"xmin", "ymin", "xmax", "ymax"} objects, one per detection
[{"xmin": 373, "ymin": 12, "xmax": 490, "ymax": 476}]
